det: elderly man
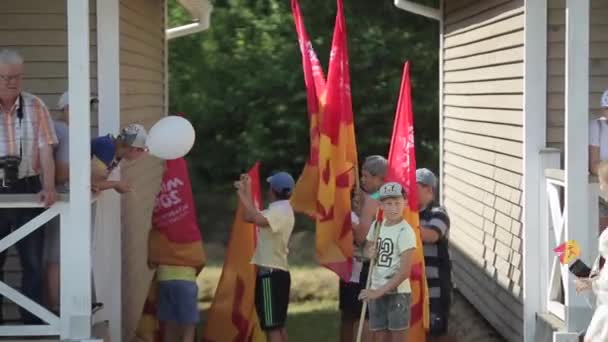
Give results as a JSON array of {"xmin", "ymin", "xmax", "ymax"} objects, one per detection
[
  {"xmin": 416, "ymin": 168, "xmax": 455, "ymax": 342},
  {"xmin": 0, "ymin": 49, "xmax": 57, "ymax": 324}
]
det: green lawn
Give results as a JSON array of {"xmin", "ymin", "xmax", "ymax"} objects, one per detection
[
  {"xmin": 287, "ymin": 300, "xmax": 340, "ymax": 342},
  {"xmin": 197, "ymin": 263, "xmax": 341, "ymax": 340}
]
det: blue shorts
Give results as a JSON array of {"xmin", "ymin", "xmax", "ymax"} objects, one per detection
[
  {"xmin": 157, "ymin": 280, "xmax": 199, "ymax": 324},
  {"xmin": 369, "ymin": 293, "xmax": 411, "ymax": 331}
]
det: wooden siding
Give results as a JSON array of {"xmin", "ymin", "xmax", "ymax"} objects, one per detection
[
  {"xmin": 546, "ymin": 0, "xmax": 608, "ymax": 148},
  {"xmin": 119, "ymin": 0, "xmax": 165, "ymax": 340},
  {"xmin": 0, "ymin": 0, "xmax": 97, "ymax": 322},
  {"xmin": 442, "ymin": 1, "xmax": 524, "ymax": 341}
]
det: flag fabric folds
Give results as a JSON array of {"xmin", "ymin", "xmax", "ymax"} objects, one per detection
[
  {"xmin": 290, "ymin": 0, "xmax": 358, "ymax": 282},
  {"xmin": 385, "ymin": 62, "xmax": 429, "ymax": 341},
  {"xmin": 289, "ymin": 0, "xmax": 327, "ymax": 218},
  {"xmin": 202, "ymin": 163, "xmax": 265, "ymax": 342},
  {"xmin": 135, "ymin": 157, "xmax": 206, "ymax": 341}
]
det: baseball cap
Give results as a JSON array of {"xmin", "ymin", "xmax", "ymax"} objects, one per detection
[
  {"xmin": 120, "ymin": 124, "xmax": 148, "ymax": 149},
  {"xmin": 602, "ymin": 89, "xmax": 608, "ymax": 108},
  {"xmin": 416, "ymin": 168, "xmax": 437, "ymax": 188},
  {"xmin": 57, "ymin": 91, "xmax": 99, "ymax": 110},
  {"xmin": 378, "ymin": 182, "xmax": 405, "ymax": 200},
  {"xmin": 267, "ymin": 172, "xmax": 295, "ymax": 193}
]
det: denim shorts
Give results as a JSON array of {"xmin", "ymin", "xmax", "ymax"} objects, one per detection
[
  {"xmin": 157, "ymin": 280, "xmax": 199, "ymax": 324},
  {"xmin": 368, "ymin": 293, "xmax": 411, "ymax": 331}
]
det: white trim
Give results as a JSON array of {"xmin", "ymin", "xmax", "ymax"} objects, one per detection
[
  {"xmin": 166, "ymin": 0, "xmax": 212, "ymax": 40},
  {"xmin": 167, "ymin": 22, "xmax": 208, "ymax": 40},
  {"xmin": 564, "ymin": 0, "xmax": 592, "ymax": 333},
  {"xmin": 165, "ymin": 0, "xmax": 169, "ymax": 115},
  {"xmin": 438, "ymin": 0, "xmax": 444, "ymax": 205},
  {"xmin": 522, "ymin": 0, "xmax": 547, "ymax": 340},
  {"xmin": 0, "ymin": 325, "xmax": 60, "ymax": 336},
  {"xmin": 96, "ymin": 0, "xmax": 122, "ymax": 341},
  {"xmin": 65, "ymin": 0, "xmax": 93, "ymax": 339},
  {"xmin": 0, "ymin": 281, "xmax": 59, "ymax": 327},
  {"xmin": 394, "ymin": 0, "xmax": 441, "ymax": 21},
  {"xmin": 0, "ymin": 206, "xmax": 59, "ymax": 253}
]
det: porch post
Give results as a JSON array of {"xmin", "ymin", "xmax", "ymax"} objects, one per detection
[
  {"xmin": 96, "ymin": 0, "xmax": 122, "ymax": 341},
  {"xmin": 522, "ymin": 0, "xmax": 547, "ymax": 340},
  {"xmin": 63, "ymin": 0, "xmax": 93, "ymax": 339},
  {"xmin": 562, "ymin": 0, "xmax": 592, "ymax": 336}
]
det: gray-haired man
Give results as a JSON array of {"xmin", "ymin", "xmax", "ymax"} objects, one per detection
[{"xmin": 0, "ymin": 49, "xmax": 58, "ymax": 324}]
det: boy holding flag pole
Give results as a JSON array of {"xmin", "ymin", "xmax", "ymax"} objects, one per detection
[
  {"xmin": 235, "ymin": 171, "xmax": 296, "ymax": 342},
  {"xmin": 358, "ymin": 182, "xmax": 417, "ymax": 342}
]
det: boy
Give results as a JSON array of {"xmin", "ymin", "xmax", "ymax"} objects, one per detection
[
  {"xmin": 341, "ymin": 155, "xmax": 388, "ymax": 342},
  {"xmin": 235, "ymin": 171, "xmax": 295, "ymax": 342},
  {"xmin": 359, "ymin": 182, "xmax": 416, "ymax": 342},
  {"xmin": 91, "ymin": 123, "xmax": 148, "ymax": 192}
]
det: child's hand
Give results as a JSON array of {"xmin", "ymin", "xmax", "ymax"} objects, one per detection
[
  {"xmin": 114, "ymin": 180, "xmax": 131, "ymax": 194},
  {"xmin": 240, "ymin": 174, "xmax": 251, "ymax": 187},
  {"xmin": 364, "ymin": 241, "xmax": 377, "ymax": 259},
  {"xmin": 358, "ymin": 289, "xmax": 382, "ymax": 301}
]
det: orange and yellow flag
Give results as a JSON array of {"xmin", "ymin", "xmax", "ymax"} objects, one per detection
[
  {"xmin": 314, "ymin": 0, "xmax": 358, "ymax": 281},
  {"xmin": 385, "ymin": 62, "xmax": 429, "ymax": 341},
  {"xmin": 290, "ymin": 0, "xmax": 327, "ymax": 217},
  {"xmin": 202, "ymin": 163, "xmax": 265, "ymax": 342},
  {"xmin": 135, "ymin": 157, "xmax": 206, "ymax": 342}
]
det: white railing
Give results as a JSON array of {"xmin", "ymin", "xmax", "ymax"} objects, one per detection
[
  {"xmin": 0, "ymin": 194, "xmax": 96, "ymax": 339},
  {"xmin": 540, "ymin": 150, "xmax": 596, "ymax": 335}
]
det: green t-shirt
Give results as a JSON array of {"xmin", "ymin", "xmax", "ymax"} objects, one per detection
[{"xmin": 370, "ymin": 191, "xmax": 381, "ymax": 200}]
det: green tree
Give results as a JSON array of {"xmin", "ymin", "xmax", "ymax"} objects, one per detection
[{"xmin": 168, "ymin": 0, "xmax": 439, "ymax": 191}]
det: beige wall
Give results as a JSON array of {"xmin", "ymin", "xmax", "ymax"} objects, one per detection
[
  {"xmin": 442, "ymin": 0, "xmax": 524, "ymax": 341},
  {"xmin": 119, "ymin": 0, "xmax": 165, "ymax": 340},
  {"xmin": 0, "ymin": 0, "xmax": 97, "ymax": 322},
  {"xmin": 546, "ymin": 0, "xmax": 608, "ymax": 148}
]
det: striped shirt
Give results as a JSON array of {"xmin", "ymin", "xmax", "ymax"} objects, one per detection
[
  {"xmin": 0, "ymin": 92, "xmax": 57, "ymax": 179},
  {"xmin": 421, "ymin": 205, "xmax": 451, "ymax": 301}
]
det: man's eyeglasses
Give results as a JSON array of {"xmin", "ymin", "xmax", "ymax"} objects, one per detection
[{"xmin": 0, "ymin": 74, "xmax": 22, "ymax": 82}]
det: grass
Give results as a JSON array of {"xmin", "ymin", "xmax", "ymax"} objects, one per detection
[
  {"xmin": 287, "ymin": 300, "xmax": 340, "ymax": 342},
  {"xmin": 197, "ymin": 230, "xmax": 342, "ymax": 339},
  {"xmin": 197, "ymin": 265, "xmax": 339, "ymax": 303},
  {"xmin": 196, "ymin": 209, "xmax": 504, "ymax": 341},
  {"xmin": 197, "ymin": 262, "xmax": 341, "ymax": 341}
]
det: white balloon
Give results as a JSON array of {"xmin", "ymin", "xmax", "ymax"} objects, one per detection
[{"xmin": 146, "ymin": 116, "xmax": 195, "ymax": 160}]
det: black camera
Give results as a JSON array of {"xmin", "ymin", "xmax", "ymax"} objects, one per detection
[{"xmin": 0, "ymin": 156, "xmax": 21, "ymax": 187}]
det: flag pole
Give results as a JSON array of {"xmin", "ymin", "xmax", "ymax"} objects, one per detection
[{"xmin": 356, "ymin": 211, "xmax": 383, "ymax": 342}]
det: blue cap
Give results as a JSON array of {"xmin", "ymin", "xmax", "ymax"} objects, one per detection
[{"xmin": 267, "ymin": 171, "xmax": 295, "ymax": 193}]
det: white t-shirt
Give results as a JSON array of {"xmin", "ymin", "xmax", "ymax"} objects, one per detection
[
  {"xmin": 251, "ymin": 200, "xmax": 295, "ymax": 271},
  {"xmin": 589, "ymin": 118, "xmax": 608, "ymax": 161},
  {"xmin": 366, "ymin": 219, "xmax": 416, "ymax": 293}
]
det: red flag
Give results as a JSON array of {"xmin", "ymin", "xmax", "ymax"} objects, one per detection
[
  {"xmin": 202, "ymin": 163, "xmax": 264, "ymax": 342},
  {"xmin": 136, "ymin": 157, "xmax": 206, "ymax": 342},
  {"xmin": 385, "ymin": 62, "xmax": 429, "ymax": 340},
  {"xmin": 314, "ymin": 0, "xmax": 357, "ymax": 281},
  {"xmin": 290, "ymin": 0, "xmax": 327, "ymax": 217}
]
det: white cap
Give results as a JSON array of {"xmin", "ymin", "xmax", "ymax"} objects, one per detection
[
  {"xmin": 119, "ymin": 124, "xmax": 148, "ymax": 149},
  {"xmin": 378, "ymin": 182, "xmax": 405, "ymax": 200},
  {"xmin": 57, "ymin": 91, "xmax": 69, "ymax": 110},
  {"xmin": 602, "ymin": 89, "xmax": 608, "ymax": 108},
  {"xmin": 57, "ymin": 91, "xmax": 99, "ymax": 110}
]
